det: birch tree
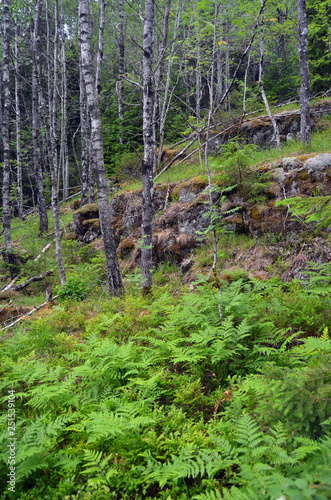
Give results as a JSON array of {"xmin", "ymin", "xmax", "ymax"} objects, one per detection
[
  {"xmin": 141, "ymin": 0, "xmax": 155, "ymax": 293},
  {"xmin": 2, "ymin": 0, "xmax": 14, "ymax": 276},
  {"xmin": 79, "ymin": 0, "xmax": 123, "ymax": 295},
  {"xmin": 46, "ymin": 0, "xmax": 66, "ymax": 285},
  {"xmin": 14, "ymin": 18, "xmax": 23, "ymax": 218},
  {"xmin": 297, "ymin": 0, "xmax": 311, "ymax": 143},
  {"xmin": 32, "ymin": 0, "xmax": 49, "ymax": 233}
]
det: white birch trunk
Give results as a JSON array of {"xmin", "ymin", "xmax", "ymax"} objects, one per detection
[
  {"xmin": 15, "ymin": 19, "xmax": 23, "ymax": 219},
  {"xmin": 79, "ymin": 0, "xmax": 123, "ymax": 295},
  {"xmin": 141, "ymin": 0, "xmax": 155, "ymax": 292},
  {"xmin": 297, "ymin": 0, "xmax": 311, "ymax": 143}
]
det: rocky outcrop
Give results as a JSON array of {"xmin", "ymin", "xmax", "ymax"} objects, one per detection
[
  {"xmin": 208, "ymin": 99, "xmax": 331, "ymax": 149},
  {"xmin": 72, "ymin": 152, "xmax": 331, "ymax": 269}
]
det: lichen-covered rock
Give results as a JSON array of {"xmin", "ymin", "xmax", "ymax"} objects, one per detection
[
  {"xmin": 305, "ymin": 153, "xmax": 331, "ymax": 173},
  {"xmin": 73, "ymin": 203, "xmax": 100, "ymax": 239}
]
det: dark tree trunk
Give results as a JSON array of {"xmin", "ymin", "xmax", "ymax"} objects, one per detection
[
  {"xmin": 32, "ymin": 0, "xmax": 49, "ymax": 233},
  {"xmin": 141, "ymin": 0, "xmax": 155, "ymax": 293},
  {"xmin": 79, "ymin": 0, "xmax": 123, "ymax": 296},
  {"xmin": 297, "ymin": 0, "xmax": 311, "ymax": 143}
]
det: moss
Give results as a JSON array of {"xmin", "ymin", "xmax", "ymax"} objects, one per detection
[
  {"xmin": 82, "ymin": 218, "xmax": 100, "ymax": 231},
  {"xmin": 66, "ymin": 232, "xmax": 78, "ymax": 241},
  {"xmin": 71, "ymin": 199, "xmax": 81, "ymax": 210},
  {"xmin": 117, "ymin": 237, "xmax": 137, "ymax": 260},
  {"xmin": 73, "ymin": 203, "xmax": 99, "ymax": 216}
]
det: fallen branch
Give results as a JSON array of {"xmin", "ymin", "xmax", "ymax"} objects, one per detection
[
  {"xmin": 1, "ymin": 277, "xmax": 18, "ymax": 293},
  {"xmin": 11, "ymin": 270, "xmax": 54, "ymax": 292},
  {"xmin": 1, "ymin": 295, "xmax": 59, "ymax": 331},
  {"xmin": 0, "ymin": 300, "xmax": 12, "ymax": 314},
  {"xmin": 34, "ymin": 242, "xmax": 52, "ymax": 261}
]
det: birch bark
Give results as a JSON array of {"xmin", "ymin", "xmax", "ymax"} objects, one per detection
[
  {"xmin": 297, "ymin": 0, "xmax": 311, "ymax": 143},
  {"xmin": 15, "ymin": 19, "xmax": 23, "ymax": 218},
  {"xmin": 141, "ymin": 0, "xmax": 155, "ymax": 292},
  {"xmin": 79, "ymin": 0, "xmax": 123, "ymax": 295},
  {"xmin": 32, "ymin": 0, "xmax": 49, "ymax": 233},
  {"xmin": 2, "ymin": 0, "xmax": 12, "ymax": 261},
  {"xmin": 118, "ymin": 0, "xmax": 125, "ymax": 144}
]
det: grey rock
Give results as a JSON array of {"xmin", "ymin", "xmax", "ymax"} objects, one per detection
[
  {"xmin": 305, "ymin": 154, "xmax": 331, "ymax": 173},
  {"xmin": 271, "ymin": 167, "xmax": 287, "ymax": 183}
]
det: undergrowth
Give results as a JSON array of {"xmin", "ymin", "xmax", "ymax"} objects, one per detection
[{"xmin": 0, "ymin": 269, "xmax": 330, "ymax": 499}]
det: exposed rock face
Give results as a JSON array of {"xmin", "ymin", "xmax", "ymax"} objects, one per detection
[
  {"xmin": 73, "ymin": 203, "xmax": 101, "ymax": 243},
  {"xmin": 208, "ymin": 100, "xmax": 331, "ymax": 149},
  {"xmin": 72, "ymin": 151, "xmax": 331, "ymax": 270}
]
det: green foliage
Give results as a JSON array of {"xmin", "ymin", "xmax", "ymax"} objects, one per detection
[
  {"xmin": 217, "ymin": 141, "xmax": 259, "ymax": 188},
  {"xmin": 55, "ymin": 273, "xmax": 90, "ymax": 302},
  {"xmin": 276, "ymin": 195, "xmax": 331, "ymax": 231},
  {"xmin": 1, "ymin": 270, "xmax": 331, "ymax": 498}
]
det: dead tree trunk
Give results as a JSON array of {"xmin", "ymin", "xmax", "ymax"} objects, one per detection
[
  {"xmin": 79, "ymin": 0, "xmax": 123, "ymax": 296},
  {"xmin": 297, "ymin": 0, "xmax": 311, "ymax": 143},
  {"xmin": 32, "ymin": 0, "xmax": 49, "ymax": 233},
  {"xmin": 141, "ymin": 0, "xmax": 155, "ymax": 293}
]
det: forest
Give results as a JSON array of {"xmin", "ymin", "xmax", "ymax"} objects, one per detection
[{"xmin": 0, "ymin": 0, "xmax": 331, "ymax": 498}]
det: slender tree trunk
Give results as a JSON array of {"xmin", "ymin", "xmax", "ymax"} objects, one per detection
[
  {"xmin": 258, "ymin": 0, "xmax": 281, "ymax": 148},
  {"xmin": 196, "ymin": 39, "xmax": 201, "ymax": 122},
  {"xmin": 61, "ymin": 0, "xmax": 69, "ymax": 200},
  {"xmin": 205, "ymin": 2, "xmax": 223, "ymax": 320},
  {"xmin": 32, "ymin": 0, "xmax": 49, "ymax": 233},
  {"xmin": 243, "ymin": 48, "xmax": 252, "ymax": 116},
  {"xmin": 88, "ymin": 119, "xmax": 96, "ymax": 203},
  {"xmin": 2, "ymin": 0, "xmax": 14, "ymax": 277},
  {"xmin": 15, "ymin": 19, "xmax": 23, "ymax": 218},
  {"xmin": 47, "ymin": 0, "xmax": 66, "ymax": 284},
  {"xmin": 79, "ymin": 48, "xmax": 89, "ymax": 206},
  {"xmin": 225, "ymin": 19, "xmax": 230, "ymax": 114},
  {"xmin": 216, "ymin": 44, "xmax": 223, "ymax": 106},
  {"xmin": 297, "ymin": 0, "xmax": 311, "ymax": 143},
  {"xmin": 141, "ymin": 0, "xmax": 155, "ymax": 293},
  {"xmin": 79, "ymin": 0, "xmax": 123, "ymax": 296},
  {"xmin": 154, "ymin": 0, "xmax": 170, "ymax": 144},
  {"xmin": 156, "ymin": 2, "xmax": 181, "ymax": 172},
  {"xmin": 118, "ymin": 0, "xmax": 125, "ymax": 144}
]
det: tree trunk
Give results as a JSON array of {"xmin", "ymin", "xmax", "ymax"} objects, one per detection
[
  {"xmin": 156, "ymin": 1, "xmax": 182, "ymax": 172},
  {"xmin": 15, "ymin": 19, "xmax": 23, "ymax": 219},
  {"xmin": 196, "ymin": 39, "xmax": 201, "ymax": 122},
  {"xmin": 32, "ymin": 0, "xmax": 49, "ymax": 233},
  {"xmin": 47, "ymin": 0, "xmax": 66, "ymax": 285},
  {"xmin": 297, "ymin": 0, "xmax": 311, "ymax": 143},
  {"xmin": 141, "ymin": 0, "xmax": 155, "ymax": 293},
  {"xmin": 154, "ymin": 0, "xmax": 170, "ymax": 144},
  {"xmin": 61, "ymin": 0, "xmax": 69, "ymax": 200},
  {"xmin": 79, "ymin": 48, "xmax": 89, "ymax": 206},
  {"xmin": 118, "ymin": 0, "xmax": 125, "ymax": 144},
  {"xmin": 2, "ymin": 0, "xmax": 16, "ymax": 278},
  {"xmin": 258, "ymin": 0, "xmax": 281, "ymax": 149},
  {"xmin": 79, "ymin": 0, "xmax": 123, "ymax": 296}
]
